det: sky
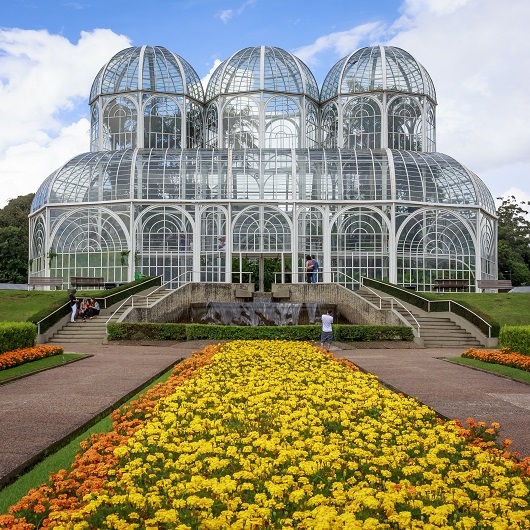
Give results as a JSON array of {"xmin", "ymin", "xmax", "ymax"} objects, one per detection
[{"xmin": 0, "ymin": 0, "xmax": 529, "ymax": 211}]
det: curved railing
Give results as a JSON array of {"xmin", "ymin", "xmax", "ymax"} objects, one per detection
[
  {"xmin": 361, "ymin": 277, "xmax": 494, "ymax": 338},
  {"xmin": 361, "ymin": 284, "xmax": 421, "ymax": 337}
]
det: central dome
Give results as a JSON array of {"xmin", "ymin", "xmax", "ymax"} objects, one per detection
[{"xmin": 205, "ymin": 46, "xmax": 319, "ymax": 102}]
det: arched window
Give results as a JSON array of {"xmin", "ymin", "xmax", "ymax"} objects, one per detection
[
  {"xmin": 102, "ymin": 97, "xmax": 137, "ymax": 150},
  {"xmin": 305, "ymin": 101, "xmax": 318, "ymax": 148},
  {"xmin": 388, "ymin": 96, "xmax": 422, "ymax": 151},
  {"xmin": 397, "ymin": 209, "xmax": 474, "ymax": 290},
  {"xmin": 233, "ymin": 206, "xmax": 291, "ymax": 253},
  {"xmin": 264, "ymin": 96, "xmax": 301, "ymax": 148},
  {"xmin": 321, "ymin": 103, "xmax": 338, "ymax": 148},
  {"xmin": 205, "ymin": 104, "xmax": 218, "ymax": 148},
  {"xmin": 186, "ymin": 101, "xmax": 203, "ymax": 148},
  {"xmin": 90, "ymin": 105, "xmax": 99, "ymax": 152},
  {"xmin": 343, "ymin": 96, "xmax": 381, "ymax": 149},
  {"xmin": 331, "ymin": 206, "xmax": 389, "ymax": 282},
  {"xmin": 425, "ymin": 101, "xmax": 436, "ymax": 152},
  {"xmin": 143, "ymin": 97, "xmax": 182, "ymax": 149},
  {"xmin": 223, "ymin": 96, "xmax": 259, "ymax": 149},
  {"xmin": 135, "ymin": 206, "xmax": 193, "ymax": 286}
]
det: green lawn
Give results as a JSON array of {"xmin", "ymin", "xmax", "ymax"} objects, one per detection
[
  {"xmin": 0, "ymin": 289, "xmax": 106, "ymax": 322},
  {"xmin": 0, "ymin": 354, "xmax": 88, "ymax": 382},
  {"xmin": 448, "ymin": 356, "xmax": 530, "ymax": 384},
  {"xmin": 423, "ymin": 292, "xmax": 530, "ymax": 327}
]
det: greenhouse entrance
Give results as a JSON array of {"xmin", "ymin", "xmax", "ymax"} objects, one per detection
[{"xmin": 232, "ymin": 253, "xmax": 292, "ymax": 292}]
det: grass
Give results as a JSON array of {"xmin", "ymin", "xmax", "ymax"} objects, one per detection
[
  {"xmin": 0, "ymin": 365, "xmax": 176, "ymax": 514},
  {"xmin": 0, "ymin": 354, "xmax": 88, "ymax": 383},
  {"xmin": 423, "ymin": 292, "xmax": 530, "ymax": 327},
  {"xmin": 0, "ymin": 290, "xmax": 105, "ymax": 322},
  {"xmin": 447, "ymin": 356, "xmax": 530, "ymax": 384}
]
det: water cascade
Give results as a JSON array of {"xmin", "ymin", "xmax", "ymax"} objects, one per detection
[{"xmin": 188, "ymin": 300, "xmax": 337, "ymax": 326}]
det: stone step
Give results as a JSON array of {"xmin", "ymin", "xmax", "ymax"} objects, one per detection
[{"xmin": 47, "ymin": 338, "xmax": 104, "ymax": 344}]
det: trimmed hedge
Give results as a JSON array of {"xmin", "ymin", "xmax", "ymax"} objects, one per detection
[
  {"xmin": 0, "ymin": 322, "xmax": 37, "ymax": 354},
  {"xmin": 107, "ymin": 322, "xmax": 414, "ymax": 342},
  {"xmin": 499, "ymin": 325, "xmax": 530, "ymax": 356}
]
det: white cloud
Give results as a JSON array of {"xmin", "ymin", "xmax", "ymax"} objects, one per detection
[
  {"xmin": 0, "ymin": 28, "xmax": 131, "ymax": 207},
  {"xmin": 386, "ymin": 0, "xmax": 530, "ymax": 203},
  {"xmin": 216, "ymin": 0, "xmax": 256, "ymax": 23},
  {"xmin": 201, "ymin": 59, "xmax": 223, "ymax": 91},
  {"xmin": 293, "ymin": 22, "xmax": 385, "ymax": 66},
  {"xmin": 218, "ymin": 9, "xmax": 233, "ymax": 23}
]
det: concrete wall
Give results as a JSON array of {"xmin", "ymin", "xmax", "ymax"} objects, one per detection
[{"xmin": 124, "ymin": 283, "xmax": 404, "ymax": 328}]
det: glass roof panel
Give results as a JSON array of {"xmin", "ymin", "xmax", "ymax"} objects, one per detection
[
  {"xmin": 94, "ymin": 46, "xmax": 203, "ymax": 100},
  {"xmin": 100, "ymin": 47, "xmax": 140, "ymax": 95}
]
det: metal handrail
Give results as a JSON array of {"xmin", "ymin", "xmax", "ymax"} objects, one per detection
[
  {"xmin": 105, "ymin": 272, "xmax": 190, "ymax": 329},
  {"xmin": 330, "ymin": 270, "xmax": 361, "ymax": 289},
  {"xmin": 361, "ymin": 285, "xmax": 421, "ymax": 337},
  {"xmin": 428, "ymin": 299, "xmax": 492, "ymax": 339},
  {"xmin": 36, "ymin": 302, "xmax": 70, "ymax": 336},
  {"xmin": 362, "ymin": 277, "xmax": 492, "ymax": 339}
]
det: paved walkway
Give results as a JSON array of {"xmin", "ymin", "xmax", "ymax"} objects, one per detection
[{"xmin": 1, "ymin": 340, "xmax": 529, "ymax": 489}]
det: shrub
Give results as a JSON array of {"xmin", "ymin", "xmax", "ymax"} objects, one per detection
[
  {"xmin": 107, "ymin": 322, "xmax": 414, "ymax": 343},
  {"xmin": 0, "ymin": 322, "xmax": 37, "ymax": 353},
  {"xmin": 499, "ymin": 325, "xmax": 530, "ymax": 356}
]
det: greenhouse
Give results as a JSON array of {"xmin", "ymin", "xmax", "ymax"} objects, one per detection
[{"xmin": 29, "ymin": 45, "xmax": 497, "ymax": 292}]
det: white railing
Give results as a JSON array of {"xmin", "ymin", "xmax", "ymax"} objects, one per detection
[
  {"xmin": 427, "ymin": 299, "xmax": 492, "ymax": 339},
  {"xmin": 361, "ymin": 284, "xmax": 421, "ymax": 337},
  {"xmin": 330, "ymin": 270, "xmax": 420, "ymax": 337}
]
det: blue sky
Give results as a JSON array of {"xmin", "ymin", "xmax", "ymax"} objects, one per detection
[{"xmin": 1, "ymin": 0, "xmax": 529, "ymax": 210}]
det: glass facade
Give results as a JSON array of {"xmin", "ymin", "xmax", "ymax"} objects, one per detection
[{"xmin": 29, "ymin": 45, "xmax": 497, "ymax": 291}]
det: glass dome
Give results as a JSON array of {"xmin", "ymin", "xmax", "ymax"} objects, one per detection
[
  {"xmin": 30, "ymin": 148, "xmax": 495, "ymax": 215},
  {"xmin": 321, "ymin": 45, "xmax": 436, "ymax": 103},
  {"xmin": 89, "ymin": 45, "xmax": 204, "ymax": 103},
  {"xmin": 205, "ymin": 46, "xmax": 319, "ymax": 102}
]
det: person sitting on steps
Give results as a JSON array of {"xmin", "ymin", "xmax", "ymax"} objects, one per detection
[{"xmin": 87, "ymin": 298, "xmax": 100, "ymax": 319}]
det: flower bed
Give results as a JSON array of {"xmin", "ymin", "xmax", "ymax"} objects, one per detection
[
  {"xmin": 0, "ymin": 345, "xmax": 64, "ymax": 371},
  {"xmin": 2, "ymin": 341, "xmax": 530, "ymax": 529},
  {"xmin": 462, "ymin": 347, "xmax": 530, "ymax": 372}
]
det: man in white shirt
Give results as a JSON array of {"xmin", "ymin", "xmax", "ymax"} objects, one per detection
[{"xmin": 320, "ymin": 309, "xmax": 334, "ymax": 351}]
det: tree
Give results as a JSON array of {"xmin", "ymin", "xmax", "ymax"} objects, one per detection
[
  {"xmin": 0, "ymin": 193, "xmax": 35, "ymax": 284},
  {"xmin": 0, "ymin": 226, "xmax": 28, "ymax": 283},
  {"xmin": 496, "ymin": 196, "xmax": 530, "ymax": 286}
]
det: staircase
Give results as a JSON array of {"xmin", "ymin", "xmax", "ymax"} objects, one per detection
[
  {"xmin": 47, "ymin": 288, "xmax": 170, "ymax": 344},
  {"xmin": 356, "ymin": 287, "xmax": 484, "ymax": 348}
]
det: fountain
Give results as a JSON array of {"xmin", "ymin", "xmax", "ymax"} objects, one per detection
[{"xmin": 187, "ymin": 300, "xmax": 338, "ymax": 326}]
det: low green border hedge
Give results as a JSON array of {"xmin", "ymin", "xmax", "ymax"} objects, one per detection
[{"xmin": 107, "ymin": 322, "xmax": 414, "ymax": 342}]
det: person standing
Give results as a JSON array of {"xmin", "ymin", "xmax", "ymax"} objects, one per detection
[
  {"xmin": 69, "ymin": 289, "xmax": 78, "ymax": 323},
  {"xmin": 320, "ymin": 309, "xmax": 334, "ymax": 351},
  {"xmin": 305, "ymin": 255, "xmax": 313, "ymax": 283},
  {"xmin": 311, "ymin": 255, "xmax": 319, "ymax": 284}
]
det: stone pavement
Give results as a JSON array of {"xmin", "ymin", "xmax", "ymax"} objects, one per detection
[{"xmin": 0, "ymin": 340, "xmax": 529, "ymax": 490}]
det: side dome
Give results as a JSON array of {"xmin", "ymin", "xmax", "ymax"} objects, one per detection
[
  {"xmin": 89, "ymin": 45, "xmax": 204, "ymax": 103},
  {"xmin": 205, "ymin": 46, "xmax": 319, "ymax": 102},
  {"xmin": 321, "ymin": 45, "xmax": 436, "ymax": 103}
]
